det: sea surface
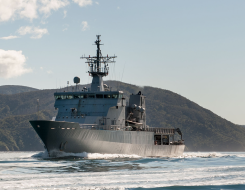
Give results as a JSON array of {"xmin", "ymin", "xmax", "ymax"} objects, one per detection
[{"xmin": 0, "ymin": 151, "xmax": 245, "ymax": 190}]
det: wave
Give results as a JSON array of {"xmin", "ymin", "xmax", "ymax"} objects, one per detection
[
  {"xmin": 179, "ymin": 152, "xmax": 245, "ymax": 159},
  {"xmin": 31, "ymin": 150, "xmax": 141, "ymax": 159},
  {"xmin": 31, "ymin": 151, "xmax": 245, "ymax": 160}
]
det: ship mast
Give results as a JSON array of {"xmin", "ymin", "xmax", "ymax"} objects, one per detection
[{"xmin": 80, "ymin": 35, "xmax": 117, "ymax": 91}]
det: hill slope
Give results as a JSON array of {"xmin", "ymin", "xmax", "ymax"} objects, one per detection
[
  {"xmin": 0, "ymin": 85, "xmax": 38, "ymax": 95},
  {"xmin": 0, "ymin": 110, "xmax": 53, "ymax": 151},
  {"xmin": 0, "ymin": 81, "xmax": 245, "ymax": 151}
]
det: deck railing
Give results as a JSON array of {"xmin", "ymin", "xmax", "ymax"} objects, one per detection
[{"xmin": 79, "ymin": 124, "xmax": 176, "ymax": 134}]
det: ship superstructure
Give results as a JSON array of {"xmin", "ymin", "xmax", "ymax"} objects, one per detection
[{"xmin": 30, "ymin": 35, "xmax": 185, "ymax": 157}]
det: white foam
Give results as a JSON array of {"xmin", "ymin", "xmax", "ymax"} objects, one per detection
[
  {"xmin": 31, "ymin": 150, "xmax": 141, "ymax": 159},
  {"xmin": 178, "ymin": 152, "xmax": 245, "ymax": 158},
  {"xmin": 1, "ymin": 152, "xmax": 245, "ymax": 189}
]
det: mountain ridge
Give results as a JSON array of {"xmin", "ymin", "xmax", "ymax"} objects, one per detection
[
  {"xmin": 0, "ymin": 81, "xmax": 245, "ymax": 151},
  {"xmin": 0, "ymin": 85, "xmax": 38, "ymax": 95}
]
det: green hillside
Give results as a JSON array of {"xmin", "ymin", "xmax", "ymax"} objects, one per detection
[
  {"xmin": 0, "ymin": 111, "xmax": 53, "ymax": 151},
  {"xmin": 0, "ymin": 81, "xmax": 245, "ymax": 152}
]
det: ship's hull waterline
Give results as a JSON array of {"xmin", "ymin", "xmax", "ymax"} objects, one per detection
[{"xmin": 30, "ymin": 120, "xmax": 185, "ymax": 157}]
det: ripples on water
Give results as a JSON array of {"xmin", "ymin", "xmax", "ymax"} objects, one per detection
[{"xmin": 0, "ymin": 151, "xmax": 245, "ymax": 189}]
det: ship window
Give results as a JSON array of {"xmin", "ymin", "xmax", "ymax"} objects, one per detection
[
  {"xmin": 67, "ymin": 128, "xmax": 70, "ymax": 129},
  {"xmin": 51, "ymin": 128, "xmax": 55, "ymax": 129},
  {"xmin": 37, "ymin": 125, "xmax": 40, "ymax": 128},
  {"xmin": 72, "ymin": 128, "xmax": 75, "ymax": 129},
  {"xmin": 74, "ymin": 95, "xmax": 79, "ymax": 99},
  {"xmin": 67, "ymin": 95, "xmax": 73, "ymax": 99},
  {"xmin": 61, "ymin": 95, "xmax": 67, "ymax": 99},
  {"xmin": 96, "ymin": 94, "xmax": 103, "ymax": 98},
  {"xmin": 104, "ymin": 94, "xmax": 111, "ymax": 98},
  {"xmin": 80, "ymin": 94, "xmax": 87, "ymax": 98},
  {"xmin": 112, "ymin": 94, "xmax": 118, "ymax": 99},
  {"xmin": 119, "ymin": 94, "xmax": 123, "ymax": 99},
  {"xmin": 55, "ymin": 95, "xmax": 61, "ymax": 100},
  {"xmin": 88, "ymin": 94, "xmax": 95, "ymax": 98}
]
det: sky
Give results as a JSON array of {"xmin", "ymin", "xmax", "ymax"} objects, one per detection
[{"xmin": 0, "ymin": 0, "xmax": 245, "ymax": 125}]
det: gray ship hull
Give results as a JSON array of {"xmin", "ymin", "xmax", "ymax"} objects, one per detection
[{"xmin": 30, "ymin": 120, "xmax": 185, "ymax": 157}]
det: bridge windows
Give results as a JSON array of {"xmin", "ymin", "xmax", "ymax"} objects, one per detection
[
  {"xmin": 55, "ymin": 95, "xmax": 61, "ymax": 100},
  {"xmin": 74, "ymin": 95, "xmax": 79, "ymax": 99},
  {"xmin": 55, "ymin": 93, "xmax": 120, "ymax": 99},
  {"xmin": 67, "ymin": 95, "xmax": 73, "ymax": 99},
  {"xmin": 96, "ymin": 94, "xmax": 103, "ymax": 98},
  {"xmin": 61, "ymin": 95, "xmax": 67, "ymax": 99},
  {"xmin": 88, "ymin": 94, "xmax": 95, "ymax": 98},
  {"xmin": 104, "ymin": 94, "xmax": 111, "ymax": 98}
]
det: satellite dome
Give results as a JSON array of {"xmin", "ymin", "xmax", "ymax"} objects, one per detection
[{"xmin": 73, "ymin": 76, "xmax": 80, "ymax": 84}]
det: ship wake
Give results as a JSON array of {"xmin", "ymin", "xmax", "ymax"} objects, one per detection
[{"xmin": 32, "ymin": 150, "xmax": 141, "ymax": 159}]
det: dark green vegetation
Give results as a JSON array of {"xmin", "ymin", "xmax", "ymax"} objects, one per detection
[
  {"xmin": 0, "ymin": 85, "xmax": 38, "ymax": 95},
  {"xmin": 0, "ymin": 81, "xmax": 245, "ymax": 151}
]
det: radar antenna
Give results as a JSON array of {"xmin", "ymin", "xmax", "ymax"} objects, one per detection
[
  {"xmin": 80, "ymin": 35, "xmax": 117, "ymax": 91},
  {"xmin": 80, "ymin": 35, "xmax": 117, "ymax": 77}
]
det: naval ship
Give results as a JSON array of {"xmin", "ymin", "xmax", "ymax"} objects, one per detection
[{"xmin": 30, "ymin": 35, "xmax": 185, "ymax": 157}]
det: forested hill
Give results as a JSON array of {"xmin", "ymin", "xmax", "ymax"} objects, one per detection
[
  {"xmin": 0, "ymin": 81, "xmax": 245, "ymax": 152},
  {"xmin": 0, "ymin": 85, "xmax": 38, "ymax": 95}
]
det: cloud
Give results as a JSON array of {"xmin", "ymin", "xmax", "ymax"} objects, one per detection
[
  {"xmin": 0, "ymin": 0, "xmax": 93, "ymax": 22},
  {"xmin": 0, "ymin": 36, "xmax": 19, "ymax": 40},
  {"xmin": 47, "ymin": 70, "xmax": 53, "ymax": 74},
  {"xmin": 18, "ymin": 26, "xmax": 48, "ymax": 39},
  {"xmin": 40, "ymin": 67, "xmax": 43, "ymax": 70},
  {"xmin": 117, "ymin": 6, "xmax": 120, "ymax": 9},
  {"xmin": 0, "ymin": 0, "xmax": 38, "ymax": 22},
  {"xmin": 0, "ymin": 49, "xmax": 32, "ymax": 79},
  {"xmin": 63, "ymin": 10, "xmax": 67, "ymax": 18},
  {"xmin": 95, "ymin": 2, "xmax": 99, "ymax": 5},
  {"xmin": 81, "ymin": 21, "xmax": 89, "ymax": 31},
  {"xmin": 39, "ymin": 0, "xmax": 69, "ymax": 17},
  {"xmin": 73, "ymin": 0, "xmax": 92, "ymax": 7}
]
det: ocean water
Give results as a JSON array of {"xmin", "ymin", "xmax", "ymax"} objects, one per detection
[{"xmin": 0, "ymin": 151, "xmax": 245, "ymax": 190}]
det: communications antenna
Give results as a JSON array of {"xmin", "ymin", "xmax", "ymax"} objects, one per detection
[{"xmin": 80, "ymin": 35, "xmax": 117, "ymax": 91}]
